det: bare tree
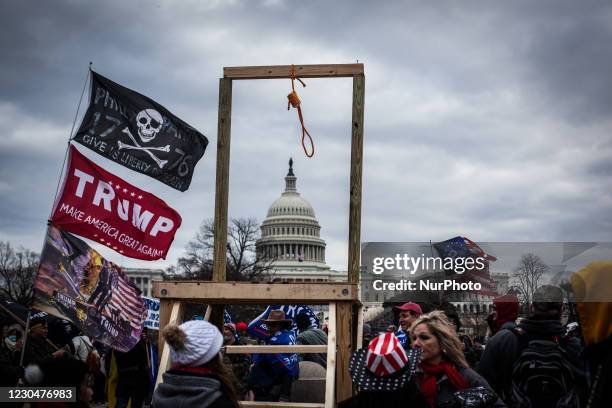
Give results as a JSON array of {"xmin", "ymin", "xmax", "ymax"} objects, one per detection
[
  {"xmin": 510, "ymin": 253, "xmax": 549, "ymax": 305},
  {"xmin": 0, "ymin": 241, "xmax": 39, "ymax": 306},
  {"xmin": 167, "ymin": 218, "xmax": 273, "ymax": 281}
]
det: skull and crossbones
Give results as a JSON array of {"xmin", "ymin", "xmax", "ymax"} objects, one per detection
[{"xmin": 118, "ymin": 109, "xmax": 170, "ymax": 168}]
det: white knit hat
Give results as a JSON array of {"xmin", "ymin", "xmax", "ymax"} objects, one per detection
[{"xmin": 165, "ymin": 320, "xmax": 223, "ymax": 367}]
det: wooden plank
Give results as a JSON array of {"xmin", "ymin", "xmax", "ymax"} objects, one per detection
[
  {"xmin": 156, "ymin": 301, "xmax": 184, "ymax": 387},
  {"xmin": 224, "ymin": 64, "xmax": 363, "ymax": 80},
  {"xmin": 347, "ymin": 74, "xmax": 364, "ymax": 284},
  {"xmin": 224, "ymin": 345, "xmax": 327, "ymax": 354},
  {"xmin": 209, "ymin": 305, "xmax": 225, "ymax": 332},
  {"xmin": 157, "ymin": 299, "xmax": 172, "ymax": 357},
  {"xmin": 324, "ymin": 303, "xmax": 337, "ymax": 408},
  {"xmin": 152, "ymin": 282, "xmax": 359, "ymax": 303},
  {"xmin": 356, "ymin": 304, "xmax": 364, "ymax": 350},
  {"xmin": 213, "ymin": 77, "xmax": 232, "ymax": 282},
  {"xmin": 204, "ymin": 304, "xmax": 212, "ymax": 321},
  {"xmin": 335, "ymin": 303, "xmax": 353, "ymax": 403},
  {"xmin": 239, "ymin": 402, "xmax": 324, "ymax": 408}
]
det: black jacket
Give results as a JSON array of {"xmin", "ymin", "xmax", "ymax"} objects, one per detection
[{"xmin": 477, "ymin": 318, "xmax": 583, "ymax": 402}]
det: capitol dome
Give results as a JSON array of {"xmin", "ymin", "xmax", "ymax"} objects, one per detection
[{"xmin": 256, "ymin": 159, "xmax": 333, "ymax": 281}]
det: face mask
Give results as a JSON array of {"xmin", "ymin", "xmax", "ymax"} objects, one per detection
[{"xmin": 7, "ymin": 335, "xmax": 16, "ymax": 342}]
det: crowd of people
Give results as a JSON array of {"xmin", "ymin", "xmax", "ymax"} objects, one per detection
[
  {"xmin": 1, "ymin": 262, "xmax": 611, "ymax": 408},
  {"xmin": 345, "ymin": 279, "xmax": 611, "ymax": 407}
]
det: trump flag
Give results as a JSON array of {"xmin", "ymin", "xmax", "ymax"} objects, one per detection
[
  {"xmin": 51, "ymin": 146, "xmax": 181, "ymax": 260},
  {"xmin": 33, "ymin": 225, "xmax": 146, "ymax": 352}
]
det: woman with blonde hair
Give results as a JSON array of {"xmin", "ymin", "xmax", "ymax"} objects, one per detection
[{"xmin": 409, "ymin": 311, "xmax": 505, "ymax": 407}]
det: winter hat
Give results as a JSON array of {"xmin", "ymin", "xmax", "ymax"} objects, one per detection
[
  {"xmin": 162, "ymin": 320, "xmax": 223, "ymax": 367},
  {"xmin": 235, "ymin": 322, "xmax": 247, "ymax": 332},
  {"xmin": 348, "ymin": 332, "xmax": 420, "ymax": 391},
  {"xmin": 24, "ymin": 356, "xmax": 88, "ymax": 388},
  {"xmin": 223, "ymin": 322, "xmax": 236, "ymax": 334}
]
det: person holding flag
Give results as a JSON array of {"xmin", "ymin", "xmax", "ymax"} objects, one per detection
[
  {"xmin": 248, "ymin": 310, "xmax": 299, "ymax": 402},
  {"xmin": 22, "ymin": 317, "xmax": 69, "ymax": 366}
]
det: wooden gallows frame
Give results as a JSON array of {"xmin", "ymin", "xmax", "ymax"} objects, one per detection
[{"xmin": 153, "ymin": 63, "xmax": 365, "ymax": 408}]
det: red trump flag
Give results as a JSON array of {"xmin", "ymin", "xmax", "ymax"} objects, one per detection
[{"xmin": 51, "ymin": 146, "xmax": 182, "ymax": 260}]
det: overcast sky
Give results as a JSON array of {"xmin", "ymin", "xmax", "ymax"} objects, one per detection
[{"xmin": 1, "ymin": 0, "xmax": 611, "ymax": 272}]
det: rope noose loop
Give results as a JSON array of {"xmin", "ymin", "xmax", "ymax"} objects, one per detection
[{"xmin": 287, "ymin": 65, "xmax": 314, "ymax": 157}]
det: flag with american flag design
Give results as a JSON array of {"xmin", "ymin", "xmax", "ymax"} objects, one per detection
[{"xmin": 34, "ymin": 225, "xmax": 146, "ymax": 351}]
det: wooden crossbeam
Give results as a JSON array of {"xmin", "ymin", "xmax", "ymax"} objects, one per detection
[
  {"xmin": 224, "ymin": 345, "xmax": 327, "ymax": 354},
  {"xmin": 152, "ymin": 282, "xmax": 359, "ymax": 304},
  {"xmin": 224, "ymin": 64, "xmax": 363, "ymax": 80}
]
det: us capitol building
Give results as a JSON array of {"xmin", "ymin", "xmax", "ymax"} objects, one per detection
[{"xmin": 256, "ymin": 159, "xmax": 346, "ymax": 282}]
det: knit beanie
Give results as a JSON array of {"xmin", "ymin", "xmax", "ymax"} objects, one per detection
[{"xmin": 162, "ymin": 320, "xmax": 223, "ymax": 367}]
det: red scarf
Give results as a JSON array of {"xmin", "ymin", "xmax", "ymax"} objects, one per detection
[
  {"xmin": 419, "ymin": 361, "xmax": 469, "ymax": 407},
  {"xmin": 170, "ymin": 364, "xmax": 214, "ymax": 376}
]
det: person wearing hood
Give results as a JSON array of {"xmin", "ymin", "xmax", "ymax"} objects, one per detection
[
  {"xmin": 485, "ymin": 294, "xmax": 520, "ymax": 337},
  {"xmin": 153, "ymin": 320, "xmax": 238, "ymax": 408},
  {"xmin": 477, "ymin": 285, "xmax": 585, "ymax": 404},
  {"xmin": 570, "ymin": 261, "xmax": 612, "ymax": 407},
  {"xmin": 0, "ymin": 321, "xmax": 21, "ymax": 387},
  {"xmin": 295, "ymin": 311, "xmax": 327, "ymax": 368}
]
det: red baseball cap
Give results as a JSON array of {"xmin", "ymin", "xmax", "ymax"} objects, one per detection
[
  {"xmin": 235, "ymin": 322, "xmax": 247, "ymax": 331},
  {"xmin": 394, "ymin": 302, "xmax": 422, "ymax": 316}
]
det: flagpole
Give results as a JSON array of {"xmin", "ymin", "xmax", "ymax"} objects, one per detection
[
  {"xmin": 18, "ymin": 311, "xmax": 31, "ymax": 367},
  {"xmin": 26, "ymin": 63, "xmax": 92, "ymax": 366},
  {"xmin": 49, "ymin": 61, "xmax": 92, "ymax": 217}
]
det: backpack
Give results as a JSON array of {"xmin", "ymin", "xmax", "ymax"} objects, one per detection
[{"xmin": 510, "ymin": 329, "xmax": 580, "ymax": 408}]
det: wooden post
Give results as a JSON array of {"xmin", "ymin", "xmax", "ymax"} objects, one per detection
[
  {"xmin": 347, "ymin": 74, "xmax": 364, "ymax": 285},
  {"xmin": 335, "ymin": 302, "xmax": 353, "ymax": 403},
  {"xmin": 324, "ymin": 303, "xmax": 337, "ymax": 408},
  {"xmin": 212, "ymin": 77, "xmax": 233, "ymax": 330},
  {"xmin": 157, "ymin": 298, "xmax": 173, "ymax": 357},
  {"xmin": 213, "ymin": 77, "xmax": 233, "ymax": 283},
  {"xmin": 356, "ymin": 304, "xmax": 364, "ymax": 350},
  {"xmin": 156, "ymin": 301, "xmax": 184, "ymax": 387}
]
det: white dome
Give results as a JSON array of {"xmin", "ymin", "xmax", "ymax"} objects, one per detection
[{"xmin": 266, "ymin": 192, "xmax": 316, "ymax": 218}]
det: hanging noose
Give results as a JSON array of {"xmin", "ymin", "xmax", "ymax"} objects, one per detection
[{"xmin": 287, "ymin": 65, "xmax": 315, "ymax": 157}]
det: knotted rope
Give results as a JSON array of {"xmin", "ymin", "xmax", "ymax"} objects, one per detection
[{"xmin": 287, "ymin": 65, "xmax": 314, "ymax": 157}]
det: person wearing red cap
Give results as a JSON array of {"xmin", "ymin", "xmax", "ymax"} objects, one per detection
[{"xmin": 394, "ymin": 302, "xmax": 423, "ymax": 350}]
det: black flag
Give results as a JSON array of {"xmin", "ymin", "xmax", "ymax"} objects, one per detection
[{"xmin": 73, "ymin": 71, "xmax": 208, "ymax": 191}]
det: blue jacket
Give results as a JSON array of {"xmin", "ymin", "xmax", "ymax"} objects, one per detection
[
  {"xmin": 395, "ymin": 329, "xmax": 410, "ymax": 350},
  {"xmin": 253, "ymin": 330, "xmax": 299, "ymax": 377}
]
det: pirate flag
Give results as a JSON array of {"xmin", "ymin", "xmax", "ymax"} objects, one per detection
[{"xmin": 72, "ymin": 71, "xmax": 208, "ymax": 191}]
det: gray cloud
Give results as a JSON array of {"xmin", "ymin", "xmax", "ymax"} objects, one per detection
[{"xmin": 1, "ymin": 0, "xmax": 611, "ymax": 271}]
